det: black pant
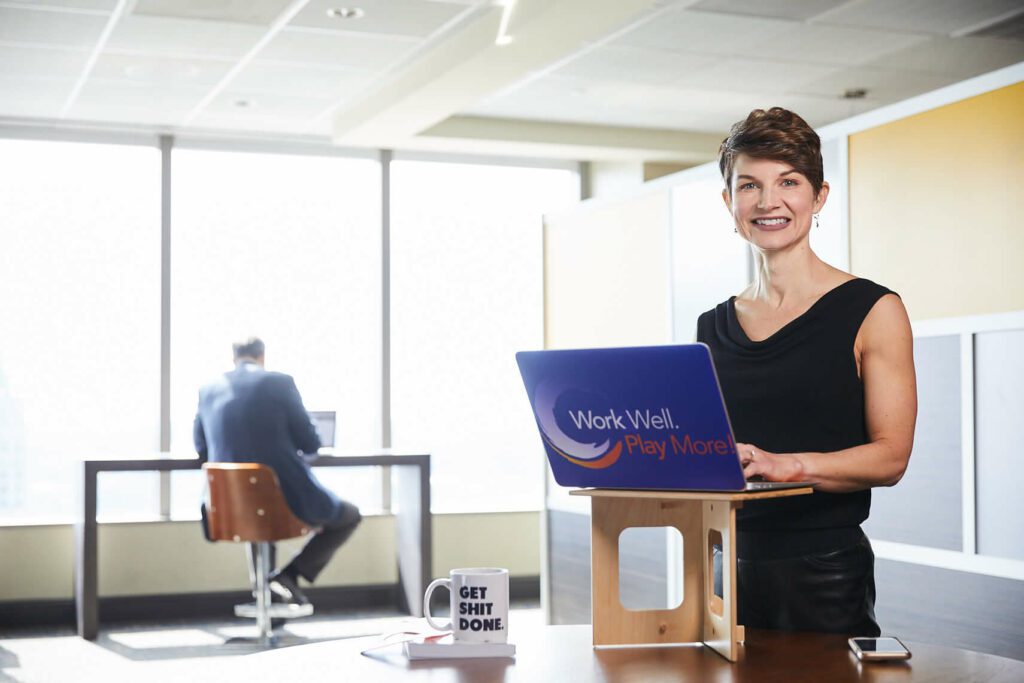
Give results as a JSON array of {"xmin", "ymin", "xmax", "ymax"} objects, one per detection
[
  {"xmin": 714, "ymin": 531, "xmax": 881, "ymax": 636},
  {"xmin": 249, "ymin": 500, "xmax": 362, "ymax": 584}
]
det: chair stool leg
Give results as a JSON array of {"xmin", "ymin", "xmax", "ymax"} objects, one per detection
[{"xmin": 252, "ymin": 541, "xmax": 275, "ymax": 646}]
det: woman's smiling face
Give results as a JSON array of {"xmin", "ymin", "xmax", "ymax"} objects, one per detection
[{"xmin": 724, "ymin": 154, "xmax": 828, "ymax": 251}]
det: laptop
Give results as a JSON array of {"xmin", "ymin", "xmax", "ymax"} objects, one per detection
[
  {"xmin": 308, "ymin": 410, "xmax": 336, "ymax": 448},
  {"xmin": 515, "ymin": 344, "xmax": 812, "ymax": 492}
]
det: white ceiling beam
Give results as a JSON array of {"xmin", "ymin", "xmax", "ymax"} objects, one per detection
[
  {"xmin": 414, "ymin": 115, "xmax": 724, "ymax": 162},
  {"xmin": 331, "ymin": 0, "xmax": 660, "ymax": 146}
]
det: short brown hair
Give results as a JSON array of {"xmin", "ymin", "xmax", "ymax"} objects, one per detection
[{"xmin": 718, "ymin": 107, "xmax": 824, "ymax": 197}]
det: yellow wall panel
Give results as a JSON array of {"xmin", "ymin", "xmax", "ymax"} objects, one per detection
[{"xmin": 850, "ymin": 81, "xmax": 1024, "ymax": 320}]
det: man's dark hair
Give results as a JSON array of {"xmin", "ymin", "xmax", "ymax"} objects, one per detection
[{"xmin": 232, "ymin": 337, "xmax": 265, "ymax": 361}]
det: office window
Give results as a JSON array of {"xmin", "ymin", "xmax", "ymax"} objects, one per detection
[
  {"xmin": 390, "ymin": 160, "xmax": 577, "ymax": 512},
  {"xmin": 170, "ymin": 149, "xmax": 382, "ymax": 512},
  {"xmin": 0, "ymin": 139, "xmax": 160, "ymax": 522}
]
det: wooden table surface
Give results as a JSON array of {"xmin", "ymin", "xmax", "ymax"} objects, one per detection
[{"xmin": 224, "ymin": 624, "xmax": 1024, "ymax": 683}]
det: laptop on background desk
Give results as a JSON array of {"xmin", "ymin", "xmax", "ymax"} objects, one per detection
[
  {"xmin": 515, "ymin": 344, "xmax": 812, "ymax": 493},
  {"xmin": 309, "ymin": 411, "xmax": 336, "ymax": 449}
]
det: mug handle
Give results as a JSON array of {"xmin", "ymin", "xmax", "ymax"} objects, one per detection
[{"xmin": 423, "ymin": 578, "xmax": 452, "ymax": 631}]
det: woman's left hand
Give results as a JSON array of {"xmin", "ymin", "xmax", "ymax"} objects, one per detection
[{"xmin": 736, "ymin": 442, "xmax": 804, "ymax": 482}]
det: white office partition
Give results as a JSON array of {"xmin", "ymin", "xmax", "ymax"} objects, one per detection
[{"xmin": 669, "ymin": 165, "xmax": 749, "ymax": 342}]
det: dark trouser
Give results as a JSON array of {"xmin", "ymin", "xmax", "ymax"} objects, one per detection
[
  {"xmin": 714, "ymin": 531, "xmax": 881, "ymax": 636},
  {"xmin": 248, "ymin": 500, "xmax": 362, "ymax": 585}
]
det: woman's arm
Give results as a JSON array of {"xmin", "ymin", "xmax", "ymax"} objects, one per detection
[{"xmin": 738, "ymin": 294, "xmax": 917, "ymax": 493}]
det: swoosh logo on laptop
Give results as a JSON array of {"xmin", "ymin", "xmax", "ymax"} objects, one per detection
[{"xmin": 534, "ymin": 381, "xmax": 622, "ymax": 470}]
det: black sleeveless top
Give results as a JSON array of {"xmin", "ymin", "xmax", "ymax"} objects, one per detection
[{"xmin": 696, "ymin": 278, "xmax": 895, "ymax": 559}]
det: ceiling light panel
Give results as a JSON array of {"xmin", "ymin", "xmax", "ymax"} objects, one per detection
[
  {"xmin": 690, "ymin": 0, "xmax": 848, "ymax": 22},
  {"xmin": 814, "ymin": 0, "xmax": 1024, "ymax": 37},
  {"xmin": 260, "ymin": 27, "xmax": 417, "ymax": 69},
  {"xmin": 130, "ymin": 0, "xmax": 297, "ymax": 25},
  {"xmin": 291, "ymin": 0, "xmax": 469, "ymax": 39},
  {"xmin": 0, "ymin": 6, "xmax": 110, "ymax": 48},
  {"xmin": 105, "ymin": 15, "xmax": 268, "ymax": 58}
]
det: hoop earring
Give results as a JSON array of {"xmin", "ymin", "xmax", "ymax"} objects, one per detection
[{"xmin": 814, "ymin": 213, "xmax": 820, "ymax": 229}]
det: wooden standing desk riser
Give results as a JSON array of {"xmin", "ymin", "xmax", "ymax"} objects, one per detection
[{"xmin": 570, "ymin": 487, "xmax": 813, "ymax": 662}]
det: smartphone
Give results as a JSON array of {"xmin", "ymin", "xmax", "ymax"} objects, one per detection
[{"xmin": 848, "ymin": 636, "xmax": 912, "ymax": 661}]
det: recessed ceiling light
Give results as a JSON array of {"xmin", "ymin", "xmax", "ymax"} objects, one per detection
[
  {"xmin": 843, "ymin": 88, "xmax": 868, "ymax": 99},
  {"xmin": 326, "ymin": 7, "xmax": 365, "ymax": 19}
]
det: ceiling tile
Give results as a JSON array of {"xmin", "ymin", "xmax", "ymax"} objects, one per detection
[
  {"xmin": 204, "ymin": 89, "xmax": 337, "ymax": 118},
  {"xmin": 261, "ymin": 27, "xmax": 418, "ymax": 69},
  {"xmin": 130, "ymin": 0, "xmax": 295, "ymax": 25},
  {"xmin": 613, "ymin": 9, "xmax": 795, "ymax": 56},
  {"xmin": 769, "ymin": 92, "xmax": 886, "ymax": 127},
  {"xmin": 230, "ymin": 60, "xmax": 375, "ymax": 99},
  {"xmin": 188, "ymin": 110, "xmax": 330, "ymax": 136},
  {"xmin": 71, "ymin": 77, "xmax": 208, "ymax": 111},
  {"xmin": 105, "ymin": 15, "xmax": 267, "ymax": 58},
  {"xmin": 673, "ymin": 58, "xmax": 838, "ymax": 94},
  {"xmin": 0, "ymin": 6, "xmax": 109, "ymax": 48},
  {"xmin": 90, "ymin": 52, "xmax": 234, "ymax": 87},
  {"xmin": 0, "ymin": 44, "xmax": 90, "ymax": 80},
  {"xmin": 813, "ymin": 0, "xmax": 1024, "ymax": 37},
  {"xmin": 690, "ymin": 0, "xmax": 849, "ymax": 22},
  {"xmin": 14, "ymin": 0, "xmax": 118, "ymax": 11},
  {"xmin": 865, "ymin": 35, "xmax": 1024, "ymax": 79},
  {"xmin": 794, "ymin": 65, "xmax": 959, "ymax": 102},
  {"xmin": 291, "ymin": 0, "xmax": 470, "ymax": 38},
  {"xmin": 0, "ymin": 75, "xmax": 74, "ymax": 118},
  {"xmin": 555, "ymin": 45, "xmax": 719, "ymax": 87},
  {"xmin": 66, "ymin": 101, "xmax": 190, "ymax": 125},
  {"xmin": 470, "ymin": 75, "xmax": 767, "ymax": 133},
  {"xmin": 771, "ymin": 22, "xmax": 930, "ymax": 67}
]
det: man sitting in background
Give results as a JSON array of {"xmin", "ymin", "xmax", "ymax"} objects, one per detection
[{"xmin": 194, "ymin": 337, "xmax": 361, "ymax": 605}]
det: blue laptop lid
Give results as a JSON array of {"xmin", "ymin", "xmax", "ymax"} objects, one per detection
[{"xmin": 516, "ymin": 344, "xmax": 746, "ymax": 491}]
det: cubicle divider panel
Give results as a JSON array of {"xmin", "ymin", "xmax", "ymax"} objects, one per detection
[{"xmin": 590, "ymin": 496, "xmax": 703, "ymax": 646}]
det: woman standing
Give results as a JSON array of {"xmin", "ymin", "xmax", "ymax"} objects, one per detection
[{"xmin": 698, "ymin": 107, "xmax": 917, "ymax": 635}]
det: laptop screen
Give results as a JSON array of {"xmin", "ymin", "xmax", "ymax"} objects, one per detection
[
  {"xmin": 308, "ymin": 411, "xmax": 336, "ymax": 448},
  {"xmin": 516, "ymin": 344, "xmax": 748, "ymax": 491}
]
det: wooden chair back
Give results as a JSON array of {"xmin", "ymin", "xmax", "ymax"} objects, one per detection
[{"xmin": 203, "ymin": 463, "xmax": 312, "ymax": 543}]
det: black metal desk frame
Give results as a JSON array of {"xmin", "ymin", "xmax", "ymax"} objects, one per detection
[{"xmin": 75, "ymin": 453, "xmax": 431, "ymax": 640}]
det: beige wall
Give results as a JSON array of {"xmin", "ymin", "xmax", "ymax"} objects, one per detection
[
  {"xmin": 0, "ymin": 511, "xmax": 538, "ymax": 601},
  {"xmin": 432, "ymin": 512, "xmax": 540, "ymax": 578},
  {"xmin": 849, "ymin": 81, "xmax": 1024, "ymax": 320}
]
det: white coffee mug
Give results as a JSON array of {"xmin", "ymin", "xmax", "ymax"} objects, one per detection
[{"xmin": 423, "ymin": 567, "xmax": 509, "ymax": 643}]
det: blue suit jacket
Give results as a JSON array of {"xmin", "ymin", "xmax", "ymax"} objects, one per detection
[{"xmin": 194, "ymin": 362, "xmax": 341, "ymax": 525}]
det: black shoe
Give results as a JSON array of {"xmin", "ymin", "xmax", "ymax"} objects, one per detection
[{"xmin": 269, "ymin": 571, "xmax": 310, "ymax": 606}]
